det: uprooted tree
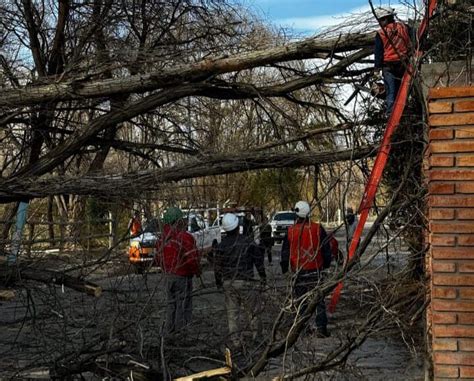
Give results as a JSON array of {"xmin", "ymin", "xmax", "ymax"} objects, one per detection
[{"xmin": 0, "ymin": 0, "xmax": 471, "ymax": 379}]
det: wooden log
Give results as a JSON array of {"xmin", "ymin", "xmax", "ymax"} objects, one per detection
[
  {"xmin": 21, "ymin": 269, "xmax": 102, "ymax": 297},
  {"xmin": 173, "ymin": 348, "xmax": 233, "ymax": 381},
  {"xmin": 225, "ymin": 348, "xmax": 232, "ymax": 369},
  {"xmin": 16, "ymin": 368, "xmax": 50, "ymax": 380},
  {"xmin": 0, "ymin": 265, "xmax": 102, "ymax": 297},
  {"xmin": 173, "ymin": 367, "xmax": 232, "ymax": 381}
]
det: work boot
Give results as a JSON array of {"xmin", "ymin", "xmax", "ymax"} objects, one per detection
[{"xmin": 315, "ymin": 327, "xmax": 331, "ymax": 338}]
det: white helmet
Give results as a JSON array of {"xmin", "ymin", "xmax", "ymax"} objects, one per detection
[
  {"xmin": 221, "ymin": 213, "xmax": 239, "ymax": 232},
  {"xmin": 374, "ymin": 7, "xmax": 396, "ymax": 19},
  {"xmin": 294, "ymin": 201, "xmax": 310, "ymax": 218}
]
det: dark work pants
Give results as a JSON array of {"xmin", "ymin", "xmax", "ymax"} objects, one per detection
[
  {"xmin": 222, "ymin": 279, "xmax": 262, "ymax": 345},
  {"xmin": 382, "ymin": 65, "xmax": 404, "ymax": 116},
  {"xmin": 265, "ymin": 247, "xmax": 272, "ymax": 263},
  {"xmin": 293, "ymin": 270, "xmax": 327, "ymax": 330},
  {"xmin": 165, "ymin": 274, "xmax": 193, "ymax": 334}
]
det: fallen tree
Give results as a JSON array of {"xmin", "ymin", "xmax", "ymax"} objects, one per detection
[
  {"xmin": 0, "ymin": 33, "xmax": 373, "ymax": 107},
  {"xmin": 8, "ymin": 48, "xmax": 371, "ymax": 182},
  {"xmin": 0, "ymin": 262, "xmax": 102, "ymax": 297},
  {"xmin": 0, "ymin": 1, "xmax": 432, "ymax": 380},
  {"xmin": 0, "ymin": 145, "xmax": 375, "ymax": 201}
]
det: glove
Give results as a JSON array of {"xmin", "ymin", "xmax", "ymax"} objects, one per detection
[{"xmin": 372, "ymin": 68, "xmax": 382, "ymax": 80}]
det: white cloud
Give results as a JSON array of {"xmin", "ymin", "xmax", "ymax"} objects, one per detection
[{"xmin": 276, "ymin": 3, "xmax": 423, "ymax": 34}]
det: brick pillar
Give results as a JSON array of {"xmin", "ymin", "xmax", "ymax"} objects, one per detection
[{"xmin": 428, "ymin": 86, "xmax": 474, "ymax": 379}]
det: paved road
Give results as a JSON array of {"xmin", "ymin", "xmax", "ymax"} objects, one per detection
[{"xmin": 0, "ymin": 225, "xmax": 421, "ymax": 380}]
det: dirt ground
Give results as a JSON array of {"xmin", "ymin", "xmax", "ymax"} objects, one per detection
[{"xmin": 0, "ymin": 225, "xmax": 425, "ymax": 380}]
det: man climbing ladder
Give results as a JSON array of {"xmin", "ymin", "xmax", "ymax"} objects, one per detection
[
  {"xmin": 373, "ymin": 6, "xmax": 412, "ymax": 116},
  {"xmin": 329, "ymin": 0, "xmax": 438, "ymax": 312}
]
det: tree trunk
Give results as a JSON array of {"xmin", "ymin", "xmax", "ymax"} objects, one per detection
[
  {"xmin": 47, "ymin": 196, "xmax": 55, "ymax": 247},
  {"xmin": 54, "ymin": 195, "xmax": 68, "ymax": 252},
  {"xmin": 26, "ymin": 222, "xmax": 34, "ymax": 256},
  {"xmin": 1, "ymin": 203, "xmax": 18, "ymax": 250},
  {"xmin": 313, "ymin": 165, "xmax": 323, "ymax": 217},
  {"xmin": 65, "ymin": 195, "xmax": 84, "ymax": 250}
]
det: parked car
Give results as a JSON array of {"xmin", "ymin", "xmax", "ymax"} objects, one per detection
[
  {"xmin": 269, "ymin": 211, "xmax": 297, "ymax": 244},
  {"xmin": 128, "ymin": 218, "xmax": 160, "ymax": 266},
  {"xmin": 128, "ymin": 213, "xmax": 221, "ymax": 270}
]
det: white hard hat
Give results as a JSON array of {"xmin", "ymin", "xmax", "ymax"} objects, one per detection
[
  {"xmin": 221, "ymin": 213, "xmax": 239, "ymax": 232},
  {"xmin": 294, "ymin": 201, "xmax": 310, "ymax": 218},
  {"xmin": 374, "ymin": 7, "xmax": 396, "ymax": 19}
]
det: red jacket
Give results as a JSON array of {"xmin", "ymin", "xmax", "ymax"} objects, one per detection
[
  {"xmin": 156, "ymin": 225, "xmax": 200, "ymax": 277},
  {"xmin": 377, "ymin": 22, "xmax": 410, "ymax": 63},
  {"xmin": 288, "ymin": 222, "xmax": 324, "ymax": 271},
  {"xmin": 129, "ymin": 217, "xmax": 142, "ymax": 236}
]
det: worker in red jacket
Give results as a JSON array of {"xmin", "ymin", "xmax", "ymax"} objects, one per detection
[
  {"xmin": 280, "ymin": 201, "xmax": 332, "ymax": 338},
  {"xmin": 155, "ymin": 207, "xmax": 200, "ymax": 335},
  {"xmin": 373, "ymin": 7, "xmax": 411, "ymax": 116},
  {"xmin": 128, "ymin": 210, "xmax": 142, "ymax": 236}
]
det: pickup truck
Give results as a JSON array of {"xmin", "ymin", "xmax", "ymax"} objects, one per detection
[
  {"xmin": 128, "ymin": 213, "xmax": 221, "ymax": 269},
  {"xmin": 269, "ymin": 210, "xmax": 297, "ymax": 244}
]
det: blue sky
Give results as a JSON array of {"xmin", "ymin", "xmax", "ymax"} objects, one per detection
[
  {"xmin": 242, "ymin": 0, "xmax": 421, "ymax": 33},
  {"xmin": 250, "ymin": 0, "xmax": 374, "ymax": 19}
]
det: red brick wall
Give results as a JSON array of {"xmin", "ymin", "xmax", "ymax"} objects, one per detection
[{"xmin": 428, "ymin": 86, "xmax": 474, "ymax": 380}]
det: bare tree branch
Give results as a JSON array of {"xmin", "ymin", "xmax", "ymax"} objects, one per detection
[{"xmin": 0, "ymin": 33, "xmax": 374, "ymax": 107}]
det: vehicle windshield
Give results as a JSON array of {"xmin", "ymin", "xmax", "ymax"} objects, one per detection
[{"xmin": 273, "ymin": 212, "xmax": 296, "ymax": 221}]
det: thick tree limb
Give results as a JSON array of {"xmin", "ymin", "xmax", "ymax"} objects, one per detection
[
  {"xmin": 21, "ymin": 0, "xmax": 47, "ymax": 77},
  {"xmin": 0, "ymin": 33, "xmax": 374, "ymax": 107},
  {"xmin": 199, "ymin": 48, "xmax": 371, "ymax": 99},
  {"xmin": 95, "ymin": 139, "xmax": 200, "ymax": 156},
  {"xmin": 9, "ymin": 49, "xmax": 370, "ymax": 180},
  {"xmin": 0, "ymin": 145, "xmax": 375, "ymax": 202},
  {"xmin": 1, "ymin": 264, "xmax": 102, "ymax": 297}
]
